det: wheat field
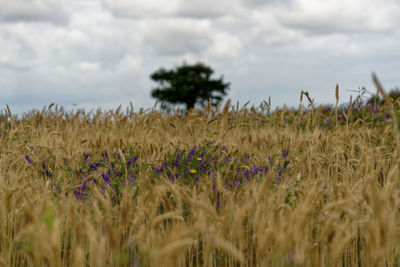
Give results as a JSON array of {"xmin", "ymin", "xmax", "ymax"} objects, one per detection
[{"xmin": 1, "ymin": 78, "xmax": 400, "ymax": 266}]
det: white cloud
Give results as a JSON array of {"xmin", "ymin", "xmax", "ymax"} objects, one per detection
[
  {"xmin": 104, "ymin": 0, "xmax": 179, "ymax": 17},
  {"xmin": 0, "ymin": 0, "xmax": 70, "ymax": 25},
  {"xmin": 115, "ymin": 54, "xmax": 142, "ymax": 74},
  {"xmin": 205, "ymin": 32, "xmax": 242, "ymax": 58},
  {"xmin": 276, "ymin": 0, "xmax": 399, "ymax": 34},
  {"xmin": 78, "ymin": 61, "xmax": 101, "ymax": 72},
  {"xmin": 249, "ymin": 9, "xmax": 299, "ymax": 46}
]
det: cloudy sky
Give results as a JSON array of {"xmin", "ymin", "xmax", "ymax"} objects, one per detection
[{"xmin": 0, "ymin": 0, "xmax": 399, "ymax": 115}]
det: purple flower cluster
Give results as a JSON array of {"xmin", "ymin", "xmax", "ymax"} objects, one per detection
[
  {"xmin": 24, "ymin": 145, "xmax": 142, "ymax": 202},
  {"xmin": 152, "ymin": 143, "xmax": 291, "ymax": 211},
  {"xmin": 26, "ymin": 142, "xmax": 291, "ymax": 207},
  {"xmin": 72, "ymin": 147, "xmax": 140, "ymax": 201}
]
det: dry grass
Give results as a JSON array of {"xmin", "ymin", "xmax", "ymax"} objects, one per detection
[{"xmin": 1, "ymin": 81, "xmax": 400, "ymax": 266}]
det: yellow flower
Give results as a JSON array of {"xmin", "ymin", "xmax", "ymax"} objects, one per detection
[
  {"xmin": 197, "ymin": 157, "xmax": 202, "ymax": 161},
  {"xmin": 190, "ymin": 169, "xmax": 197, "ymax": 174}
]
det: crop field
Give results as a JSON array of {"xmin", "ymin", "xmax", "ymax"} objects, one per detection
[{"xmin": 2, "ymin": 79, "xmax": 400, "ymax": 266}]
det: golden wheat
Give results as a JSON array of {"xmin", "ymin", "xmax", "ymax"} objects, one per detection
[{"xmin": 1, "ymin": 79, "xmax": 400, "ymax": 266}]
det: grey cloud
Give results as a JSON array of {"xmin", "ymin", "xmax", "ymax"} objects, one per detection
[
  {"xmin": 139, "ymin": 18, "xmax": 212, "ymax": 56},
  {"xmin": 242, "ymin": 0, "xmax": 293, "ymax": 7},
  {"xmin": 175, "ymin": 0, "xmax": 238, "ymax": 18},
  {"xmin": 104, "ymin": 0, "xmax": 239, "ymax": 18},
  {"xmin": 0, "ymin": 59, "xmax": 29, "ymax": 71},
  {"xmin": 104, "ymin": 0, "xmax": 178, "ymax": 17},
  {"xmin": 0, "ymin": 0, "xmax": 70, "ymax": 25},
  {"xmin": 277, "ymin": 13, "xmax": 379, "ymax": 35},
  {"xmin": 145, "ymin": 30, "xmax": 210, "ymax": 56}
]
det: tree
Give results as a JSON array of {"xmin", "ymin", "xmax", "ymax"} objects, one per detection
[{"xmin": 150, "ymin": 62, "xmax": 230, "ymax": 111}]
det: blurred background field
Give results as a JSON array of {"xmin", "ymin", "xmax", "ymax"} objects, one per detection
[{"xmin": 1, "ymin": 84, "xmax": 400, "ymax": 266}]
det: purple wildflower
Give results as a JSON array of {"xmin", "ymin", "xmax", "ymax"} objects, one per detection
[
  {"xmin": 30, "ymin": 146, "xmax": 34, "ymax": 151},
  {"xmin": 74, "ymin": 189, "xmax": 87, "ymax": 200},
  {"xmin": 282, "ymin": 149, "xmax": 288, "ymax": 160},
  {"xmin": 268, "ymin": 156, "xmax": 273, "ymax": 166},
  {"xmin": 371, "ymin": 103, "xmax": 379, "ymax": 114},
  {"xmin": 167, "ymin": 172, "xmax": 173, "ymax": 181},
  {"xmin": 130, "ymin": 173, "xmax": 136, "ymax": 186},
  {"xmin": 45, "ymin": 169, "xmax": 50, "ymax": 177},
  {"xmin": 274, "ymin": 166, "xmax": 281, "ymax": 180},
  {"xmin": 184, "ymin": 167, "xmax": 191, "ymax": 177},
  {"xmin": 225, "ymin": 155, "xmax": 231, "ymax": 164},
  {"xmin": 284, "ymin": 160, "xmax": 290, "ymax": 169},
  {"xmin": 24, "ymin": 155, "xmax": 33, "ymax": 164},
  {"xmin": 160, "ymin": 161, "xmax": 166, "ymax": 170},
  {"xmin": 224, "ymin": 179, "xmax": 229, "ymax": 188},
  {"xmin": 216, "ymin": 194, "xmax": 221, "ymax": 210},
  {"xmin": 88, "ymin": 162, "xmax": 99, "ymax": 169},
  {"xmin": 325, "ymin": 118, "xmax": 331, "ymax": 126},
  {"xmin": 74, "ymin": 189, "xmax": 80, "ymax": 199},
  {"xmin": 189, "ymin": 145, "xmax": 198, "ymax": 159},
  {"xmin": 54, "ymin": 183, "xmax": 61, "ymax": 194},
  {"xmin": 235, "ymin": 167, "xmax": 240, "ymax": 175},
  {"xmin": 243, "ymin": 171, "xmax": 250, "ymax": 181},
  {"xmin": 213, "ymin": 157, "xmax": 218, "ymax": 165},
  {"xmin": 384, "ymin": 113, "xmax": 390, "ymax": 120},
  {"xmin": 253, "ymin": 167, "xmax": 258, "ymax": 174},
  {"xmin": 233, "ymin": 178, "xmax": 239, "ymax": 188},
  {"xmin": 104, "ymin": 149, "xmax": 109, "ymax": 161},
  {"xmin": 80, "ymin": 180, "xmax": 87, "ymax": 191},
  {"xmin": 84, "ymin": 153, "xmax": 90, "ymax": 163},
  {"xmin": 102, "ymin": 172, "xmax": 111, "ymax": 184},
  {"xmin": 174, "ymin": 152, "xmax": 181, "ymax": 167},
  {"xmin": 127, "ymin": 155, "xmax": 138, "ymax": 168},
  {"xmin": 212, "ymin": 184, "xmax": 216, "ymax": 195},
  {"xmin": 194, "ymin": 174, "xmax": 199, "ymax": 184}
]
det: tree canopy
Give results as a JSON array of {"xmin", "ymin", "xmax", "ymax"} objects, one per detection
[{"xmin": 150, "ymin": 62, "xmax": 230, "ymax": 111}]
